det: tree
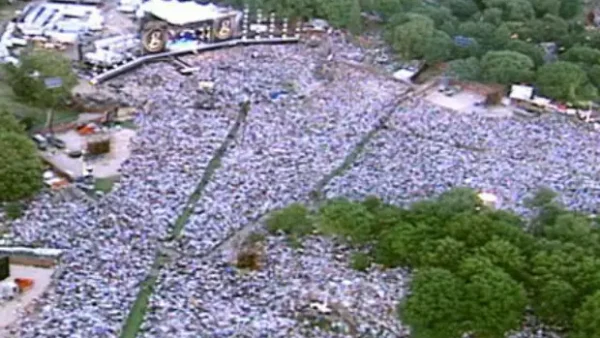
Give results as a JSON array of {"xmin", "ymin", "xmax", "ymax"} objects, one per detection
[
  {"xmin": 534, "ymin": 279, "xmax": 578, "ymax": 328},
  {"xmin": 422, "ymin": 30, "xmax": 455, "ymax": 63},
  {"xmin": 505, "ymin": 40, "xmax": 545, "ymax": 67},
  {"xmin": 399, "ymin": 268, "xmax": 466, "ymax": 338},
  {"xmin": 481, "ymin": 7, "xmax": 504, "ymax": 25},
  {"xmin": 480, "ymin": 50, "xmax": 534, "ymax": 84},
  {"xmin": 449, "ymin": 57, "xmax": 482, "ymax": 81},
  {"xmin": 373, "ymin": 0, "xmax": 420, "ymax": 19},
  {"xmin": 459, "ymin": 258, "xmax": 528, "ymax": 337},
  {"xmin": 484, "ymin": 0, "xmax": 535, "ymax": 22},
  {"xmin": 536, "ymin": 61, "xmax": 592, "ymax": 102},
  {"xmin": 589, "ymin": 64, "xmax": 600, "ymax": 89},
  {"xmin": 541, "ymin": 213, "xmax": 598, "ymax": 248},
  {"xmin": 347, "ymin": 0, "xmax": 362, "ymax": 35},
  {"xmin": 419, "ymin": 237, "xmax": 467, "ymax": 271},
  {"xmin": 388, "ymin": 16, "xmax": 435, "ymax": 59},
  {"xmin": 266, "ymin": 203, "xmax": 313, "ymax": 237},
  {"xmin": 528, "ymin": 14, "xmax": 569, "ymax": 42},
  {"xmin": 4, "ymin": 50, "xmax": 77, "ymax": 109},
  {"xmin": 317, "ymin": 0, "xmax": 353, "ymax": 28},
  {"xmin": 529, "ymin": 0, "xmax": 560, "ymax": 17},
  {"xmin": 0, "ymin": 133, "xmax": 43, "ymax": 202},
  {"xmin": 572, "ymin": 291, "xmax": 600, "ymax": 338},
  {"xmin": 318, "ymin": 198, "xmax": 374, "ymax": 244},
  {"xmin": 476, "ymin": 238, "xmax": 527, "ymax": 279},
  {"xmin": 562, "ymin": 45, "xmax": 600, "ymax": 66},
  {"xmin": 559, "ymin": 0, "xmax": 582, "ymax": 19},
  {"xmin": 457, "ymin": 21, "xmax": 510, "ymax": 55},
  {"xmin": 411, "ymin": 5, "xmax": 457, "ymax": 28},
  {"xmin": 447, "ymin": 0, "xmax": 479, "ymax": 20},
  {"xmin": 0, "ymin": 111, "xmax": 25, "ymax": 134},
  {"xmin": 374, "ymin": 221, "xmax": 420, "ymax": 267}
]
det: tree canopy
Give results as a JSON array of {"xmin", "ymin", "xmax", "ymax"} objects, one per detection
[
  {"xmin": 269, "ymin": 185, "xmax": 600, "ymax": 338},
  {"xmin": 480, "ymin": 50, "xmax": 534, "ymax": 84},
  {"xmin": 0, "ymin": 131, "xmax": 43, "ymax": 202},
  {"xmin": 3, "ymin": 50, "xmax": 77, "ymax": 109},
  {"xmin": 370, "ymin": 0, "xmax": 591, "ymax": 102},
  {"xmin": 0, "ymin": 110, "xmax": 25, "ymax": 134},
  {"xmin": 536, "ymin": 61, "xmax": 596, "ymax": 102}
]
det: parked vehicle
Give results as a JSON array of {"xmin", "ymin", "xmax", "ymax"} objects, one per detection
[
  {"xmin": 46, "ymin": 135, "xmax": 66, "ymax": 149},
  {"xmin": 31, "ymin": 134, "xmax": 48, "ymax": 150},
  {"xmin": 67, "ymin": 149, "xmax": 82, "ymax": 158}
]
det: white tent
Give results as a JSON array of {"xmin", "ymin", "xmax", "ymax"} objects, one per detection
[
  {"xmin": 140, "ymin": 0, "xmax": 232, "ymax": 26},
  {"xmin": 478, "ymin": 192, "xmax": 498, "ymax": 208},
  {"xmin": 509, "ymin": 85, "xmax": 534, "ymax": 101}
]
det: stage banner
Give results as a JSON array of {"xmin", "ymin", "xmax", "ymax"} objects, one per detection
[
  {"xmin": 142, "ymin": 26, "xmax": 168, "ymax": 53},
  {"xmin": 213, "ymin": 15, "xmax": 236, "ymax": 41}
]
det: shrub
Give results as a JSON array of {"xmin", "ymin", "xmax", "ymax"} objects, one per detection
[
  {"xmin": 4, "ymin": 202, "xmax": 23, "ymax": 220},
  {"xmin": 236, "ymin": 248, "xmax": 262, "ymax": 270},
  {"xmin": 266, "ymin": 203, "xmax": 313, "ymax": 237},
  {"xmin": 350, "ymin": 252, "xmax": 371, "ymax": 271},
  {"xmin": 318, "ymin": 198, "xmax": 374, "ymax": 244}
]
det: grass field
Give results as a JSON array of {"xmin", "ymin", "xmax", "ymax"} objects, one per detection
[{"xmin": 94, "ymin": 176, "xmax": 119, "ymax": 193}]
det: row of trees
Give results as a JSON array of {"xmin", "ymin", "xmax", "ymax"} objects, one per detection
[
  {"xmin": 222, "ymin": 0, "xmax": 598, "ymax": 103},
  {"xmin": 0, "ymin": 111, "xmax": 42, "ymax": 203},
  {"xmin": 267, "ymin": 188, "xmax": 600, "ymax": 337},
  {"xmin": 0, "ymin": 51, "xmax": 76, "ymax": 205},
  {"xmin": 379, "ymin": 0, "xmax": 598, "ymax": 103}
]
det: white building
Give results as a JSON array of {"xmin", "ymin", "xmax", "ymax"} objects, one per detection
[{"xmin": 15, "ymin": 2, "xmax": 103, "ymax": 43}]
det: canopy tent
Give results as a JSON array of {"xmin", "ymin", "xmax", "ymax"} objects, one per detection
[
  {"xmin": 478, "ymin": 192, "xmax": 498, "ymax": 208},
  {"xmin": 140, "ymin": 0, "xmax": 232, "ymax": 26}
]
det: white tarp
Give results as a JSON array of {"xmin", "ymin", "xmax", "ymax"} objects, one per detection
[
  {"xmin": 509, "ymin": 85, "xmax": 534, "ymax": 101},
  {"xmin": 140, "ymin": 0, "xmax": 231, "ymax": 26},
  {"xmin": 393, "ymin": 69, "xmax": 416, "ymax": 83}
]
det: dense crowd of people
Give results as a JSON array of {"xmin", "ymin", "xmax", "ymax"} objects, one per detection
[
  {"xmin": 140, "ymin": 45, "xmax": 406, "ymax": 337},
  {"xmin": 3, "ymin": 64, "xmax": 237, "ymax": 337},
  {"xmin": 325, "ymin": 99, "xmax": 600, "ymax": 216},
  {"xmin": 1, "ymin": 38, "xmax": 595, "ymax": 337}
]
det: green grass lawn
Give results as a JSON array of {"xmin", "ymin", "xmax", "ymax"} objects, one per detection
[{"xmin": 94, "ymin": 176, "xmax": 119, "ymax": 193}]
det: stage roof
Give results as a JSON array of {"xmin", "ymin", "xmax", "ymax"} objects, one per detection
[{"xmin": 141, "ymin": 0, "xmax": 234, "ymax": 26}]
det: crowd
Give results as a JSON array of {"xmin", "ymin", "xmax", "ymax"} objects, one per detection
[
  {"xmin": 1, "ymin": 37, "xmax": 594, "ymax": 338},
  {"xmin": 4, "ymin": 64, "xmax": 236, "ymax": 337},
  {"xmin": 140, "ymin": 45, "xmax": 405, "ymax": 336},
  {"xmin": 325, "ymin": 99, "xmax": 600, "ymax": 215}
]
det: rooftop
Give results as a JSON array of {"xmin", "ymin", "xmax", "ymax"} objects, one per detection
[{"xmin": 141, "ymin": 0, "xmax": 236, "ymax": 26}]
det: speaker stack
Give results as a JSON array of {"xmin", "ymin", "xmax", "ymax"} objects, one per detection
[{"xmin": 0, "ymin": 256, "xmax": 9, "ymax": 282}]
